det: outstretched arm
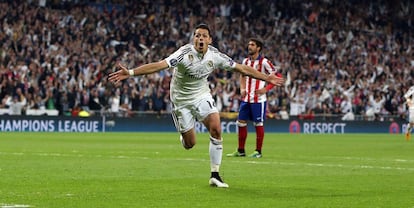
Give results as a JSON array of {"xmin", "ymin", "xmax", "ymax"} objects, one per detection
[
  {"xmin": 406, "ymin": 98, "xmax": 413, "ymax": 107},
  {"xmin": 233, "ymin": 63, "xmax": 284, "ymax": 87},
  {"xmin": 108, "ymin": 60, "xmax": 169, "ymax": 85},
  {"xmin": 404, "ymin": 86, "xmax": 414, "ymax": 99}
]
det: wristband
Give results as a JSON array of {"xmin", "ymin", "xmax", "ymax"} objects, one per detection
[
  {"xmin": 128, "ymin": 69, "xmax": 134, "ymax": 76},
  {"xmin": 265, "ymin": 84, "xmax": 274, "ymax": 91}
]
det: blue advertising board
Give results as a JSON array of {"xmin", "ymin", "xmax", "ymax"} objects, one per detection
[{"xmin": 0, "ymin": 115, "xmax": 408, "ymax": 134}]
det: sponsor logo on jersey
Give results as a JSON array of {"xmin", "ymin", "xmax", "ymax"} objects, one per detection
[{"xmin": 185, "ymin": 71, "xmax": 210, "ymax": 79}]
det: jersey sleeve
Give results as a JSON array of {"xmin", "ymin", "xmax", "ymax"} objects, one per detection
[
  {"xmin": 215, "ymin": 51, "xmax": 237, "ymax": 71},
  {"xmin": 165, "ymin": 44, "xmax": 190, "ymax": 67},
  {"xmin": 404, "ymin": 86, "xmax": 414, "ymax": 99}
]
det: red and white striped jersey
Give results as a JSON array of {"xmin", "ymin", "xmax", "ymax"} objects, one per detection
[{"xmin": 241, "ymin": 55, "xmax": 277, "ymax": 103}]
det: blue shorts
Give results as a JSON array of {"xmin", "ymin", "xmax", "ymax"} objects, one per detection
[{"xmin": 238, "ymin": 101, "xmax": 267, "ymax": 123}]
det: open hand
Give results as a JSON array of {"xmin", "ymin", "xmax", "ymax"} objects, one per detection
[
  {"xmin": 267, "ymin": 73, "xmax": 285, "ymax": 86},
  {"xmin": 108, "ymin": 63, "xmax": 130, "ymax": 85}
]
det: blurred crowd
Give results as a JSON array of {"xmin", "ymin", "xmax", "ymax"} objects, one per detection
[{"xmin": 0, "ymin": 0, "xmax": 413, "ymax": 121}]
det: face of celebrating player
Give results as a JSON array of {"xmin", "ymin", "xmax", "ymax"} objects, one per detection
[{"xmin": 193, "ymin": 28, "xmax": 212, "ymax": 54}]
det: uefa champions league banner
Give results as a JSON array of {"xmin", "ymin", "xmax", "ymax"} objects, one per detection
[
  {"xmin": 0, "ymin": 116, "xmax": 103, "ymax": 132},
  {"xmin": 0, "ymin": 115, "xmax": 177, "ymax": 132}
]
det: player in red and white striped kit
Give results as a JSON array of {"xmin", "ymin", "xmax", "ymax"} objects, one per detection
[{"xmin": 227, "ymin": 38, "xmax": 282, "ymax": 158}]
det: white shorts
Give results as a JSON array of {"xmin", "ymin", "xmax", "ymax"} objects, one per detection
[
  {"xmin": 171, "ymin": 95, "xmax": 218, "ymax": 133},
  {"xmin": 409, "ymin": 109, "xmax": 414, "ymax": 123}
]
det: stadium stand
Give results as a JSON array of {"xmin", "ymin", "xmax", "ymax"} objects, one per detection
[{"xmin": 0, "ymin": 0, "xmax": 413, "ymax": 121}]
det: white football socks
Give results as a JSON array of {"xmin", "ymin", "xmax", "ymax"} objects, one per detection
[{"xmin": 209, "ymin": 136, "xmax": 223, "ymax": 172}]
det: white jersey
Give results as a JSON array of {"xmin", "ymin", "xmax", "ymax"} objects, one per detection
[
  {"xmin": 404, "ymin": 86, "xmax": 414, "ymax": 112},
  {"xmin": 241, "ymin": 56, "xmax": 276, "ymax": 103},
  {"xmin": 165, "ymin": 44, "xmax": 236, "ymax": 105},
  {"xmin": 407, "ymin": 103, "xmax": 414, "ymax": 123}
]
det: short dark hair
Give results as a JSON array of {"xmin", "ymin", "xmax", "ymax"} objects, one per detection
[
  {"xmin": 249, "ymin": 37, "xmax": 264, "ymax": 51},
  {"xmin": 194, "ymin": 23, "xmax": 211, "ymax": 37}
]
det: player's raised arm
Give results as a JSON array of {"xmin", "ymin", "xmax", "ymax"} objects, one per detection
[
  {"xmin": 233, "ymin": 63, "xmax": 284, "ymax": 87},
  {"xmin": 108, "ymin": 60, "xmax": 169, "ymax": 85},
  {"xmin": 404, "ymin": 86, "xmax": 414, "ymax": 99}
]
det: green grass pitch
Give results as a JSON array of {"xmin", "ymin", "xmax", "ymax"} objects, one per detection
[{"xmin": 0, "ymin": 132, "xmax": 413, "ymax": 208}]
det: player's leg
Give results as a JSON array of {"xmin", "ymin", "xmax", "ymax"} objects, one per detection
[
  {"xmin": 180, "ymin": 129, "xmax": 197, "ymax": 149},
  {"xmin": 406, "ymin": 123, "xmax": 413, "ymax": 141},
  {"xmin": 203, "ymin": 112, "xmax": 223, "ymax": 171},
  {"xmin": 227, "ymin": 101, "xmax": 249, "ymax": 157},
  {"xmin": 171, "ymin": 104, "xmax": 196, "ymax": 149},
  {"xmin": 197, "ymin": 96, "xmax": 228, "ymax": 188},
  {"xmin": 226, "ymin": 120, "xmax": 247, "ymax": 157},
  {"xmin": 249, "ymin": 102, "xmax": 266, "ymax": 158},
  {"xmin": 202, "ymin": 112, "xmax": 228, "ymax": 188},
  {"xmin": 250, "ymin": 122, "xmax": 264, "ymax": 158},
  {"xmin": 195, "ymin": 96, "xmax": 229, "ymax": 188},
  {"xmin": 406, "ymin": 111, "xmax": 414, "ymax": 141}
]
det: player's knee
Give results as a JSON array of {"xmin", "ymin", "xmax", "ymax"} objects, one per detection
[
  {"xmin": 253, "ymin": 122, "xmax": 263, "ymax": 126},
  {"xmin": 185, "ymin": 143, "xmax": 195, "ymax": 149},
  {"xmin": 181, "ymin": 134, "xmax": 196, "ymax": 149},
  {"xmin": 236, "ymin": 120, "xmax": 247, "ymax": 127},
  {"xmin": 209, "ymin": 128, "xmax": 222, "ymax": 140},
  {"xmin": 210, "ymin": 136, "xmax": 223, "ymax": 145}
]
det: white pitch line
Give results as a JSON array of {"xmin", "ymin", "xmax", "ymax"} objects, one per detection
[
  {"xmin": 0, "ymin": 204, "xmax": 32, "ymax": 208},
  {"xmin": 321, "ymin": 156, "xmax": 414, "ymax": 163},
  {"xmin": 243, "ymin": 160, "xmax": 414, "ymax": 171},
  {"xmin": 171, "ymin": 157, "xmax": 414, "ymax": 172},
  {"xmin": 1, "ymin": 151, "xmax": 414, "ymax": 172}
]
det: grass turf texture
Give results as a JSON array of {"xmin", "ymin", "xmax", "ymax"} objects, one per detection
[{"xmin": 0, "ymin": 133, "xmax": 413, "ymax": 208}]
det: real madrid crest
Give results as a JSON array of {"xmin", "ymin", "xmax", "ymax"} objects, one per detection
[
  {"xmin": 208, "ymin": 61, "xmax": 213, "ymax": 68},
  {"xmin": 188, "ymin": 54, "xmax": 194, "ymax": 62}
]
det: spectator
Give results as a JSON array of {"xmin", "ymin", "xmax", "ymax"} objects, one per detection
[
  {"xmin": 89, "ymin": 89, "xmax": 100, "ymax": 110},
  {"xmin": 367, "ymin": 92, "xmax": 386, "ymax": 121},
  {"xmin": 279, "ymin": 105, "xmax": 289, "ymax": 120},
  {"xmin": 6, "ymin": 95, "xmax": 26, "ymax": 115},
  {"xmin": 44, "ymin": 89, "xmax": 57, "ymax": 110},
  {"xmin": 152, "ymin": 90, "xmax": 165, "ymax": 114},
  {"xmin": 108, "ymin": 89, "xmax": 122, "ymax": 117}
]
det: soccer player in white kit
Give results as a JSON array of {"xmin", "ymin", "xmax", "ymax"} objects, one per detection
[
  {"xmin": 109, "ymin": 24, "xmax": 284, "ymax": 188},
  {"xmin": 404, "ymin": 86, "xmax": 414, "ymax": 141}
]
